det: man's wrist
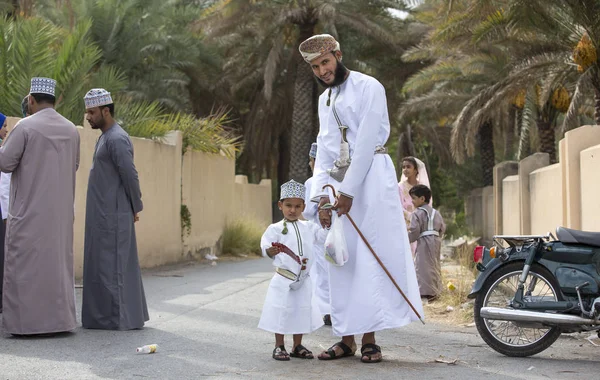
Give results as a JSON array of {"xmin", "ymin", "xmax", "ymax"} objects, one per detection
[{"xmin": 338, "ymin": 191, "xmax": 354, "ymax": 199}]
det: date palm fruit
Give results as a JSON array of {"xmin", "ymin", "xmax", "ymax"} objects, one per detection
[
  {"xmin": 551, "ymin": 86, "xmax": 570, "ymax": 113},
  {"xmin": 573, "ymin": 33, "xmax": 597, "ymax": 72},
  {"xmin": 513, "ymin": 89, "xmax": 526, "ymax": 109}
]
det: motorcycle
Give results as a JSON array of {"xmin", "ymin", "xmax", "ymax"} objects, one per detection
[{"xmin": 469, "ymin": 227, "xmax": 600, "ymax": 357}]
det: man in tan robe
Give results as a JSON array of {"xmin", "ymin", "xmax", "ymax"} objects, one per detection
[{"xmin": 0, "ymin": 77, "xmax": 80, "ymax": 335}]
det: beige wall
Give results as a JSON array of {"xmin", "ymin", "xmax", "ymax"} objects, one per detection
[
  {"xmin": 560, "ymin": 125, "xmax": 600, "ymax": 229},
  {"xmin": 502, "ymin": 175, "xmax": 521, "ymax": 235},
  {"xmin": 232, "ymin": 176, "xmax": 272, "ymax": 225},
  {"xmin": 471, "ymin": 125, "xmax": 600, "ymax": 241},
  {"xmin": 580, "ymin": 145, "xmax": 600, "ymax": 231},
  {"xmin": 4, "ymin": 117, "xmax": 272, "ymax": 278},
  {"xmin": 181, "ymin": 149, "xmax": 235, "ymax": 258},
  {"xmin": 529, "ymin": 163, "xmax": 562, "ymax": 235}
]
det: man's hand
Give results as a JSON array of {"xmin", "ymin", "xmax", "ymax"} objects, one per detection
[
  {"xmin": 333, "ymin": 194, "xmax": 353, "ymax": 216},
  {"xmin": 318, "ymin": 197, "xmax": 332, "ymax": 229},
  {"xmin": 266, "ymin": 246, "xmax": 280, "ymax": 258},
  {"xmin": 134, "ymin": 213, "xmax": 140, "ymax": 223}
]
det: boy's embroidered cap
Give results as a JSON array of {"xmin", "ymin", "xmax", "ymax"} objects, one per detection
[{"xmin": 280, "ymin": 179, "xmax": 306, "ymax": 200}]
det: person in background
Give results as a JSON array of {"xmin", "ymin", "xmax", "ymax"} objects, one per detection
[
  {"xmin": 0, "ymin": 78, "xmax": 80, "ymax": 335},
  {"xmin": 398, "ymin": 156, "xmax": 432, "ymax": 257},
  {"xmin": 81, "ymin": 88, "xmax": 148, "ymax": 330}
]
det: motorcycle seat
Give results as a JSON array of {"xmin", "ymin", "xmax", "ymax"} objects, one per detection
[{"xmin": 556, "ymin": 227, "xmax": 600, "ymax": 247}]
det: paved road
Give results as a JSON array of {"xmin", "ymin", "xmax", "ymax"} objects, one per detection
[{"xmin": 1, "ymin": 258, "xmax": 598, "ymax": 379}]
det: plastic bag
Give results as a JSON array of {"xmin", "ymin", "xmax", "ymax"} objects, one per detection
[{"xmin": 324, "ymin": 214, "xmax": 349, "ymax": 266}]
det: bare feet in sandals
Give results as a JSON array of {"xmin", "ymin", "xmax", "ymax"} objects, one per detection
[
  {"xmin": 361, "ymin": 343, "xmax": 382, "ymax": 363},
  {"xmin": 290, "ymin": 344, "xmax": 314, "ymax": 359},
  {"xmin": 317, "ymin": 340, "xmax": 357, "ymax": 360},
  {"xmin": 272, "ymin": 345, "xmax": 290, "ymax": 361}
]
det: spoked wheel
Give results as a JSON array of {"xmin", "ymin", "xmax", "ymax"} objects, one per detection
[{"xmin": 474, "ymin": 262, "xmax": 562, "ymax": 357}]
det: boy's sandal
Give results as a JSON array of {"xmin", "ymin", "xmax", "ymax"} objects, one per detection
[
  {"xmin": 272, "ymin": 345, "xmax": 290, "ymax": 361},
  {"xmin": 360, "ymin": 343, "xmax": 382, "ymax": 363},
  {"xmin": 290, "ymin": 344, "xmax": 314, "ymax": 359},
  {"xmin": 317, "ymin": 341, "xmax": 356, "ymax": 360}
]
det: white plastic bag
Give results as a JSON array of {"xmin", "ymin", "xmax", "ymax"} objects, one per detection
[{"xmin": 324, "ymin": 213, "xmax": 349, "ymax": 266}]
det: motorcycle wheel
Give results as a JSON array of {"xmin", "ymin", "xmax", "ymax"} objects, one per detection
[{"xmin": 474, "ymin": 261, "xmax": 562, "ymax": 357}]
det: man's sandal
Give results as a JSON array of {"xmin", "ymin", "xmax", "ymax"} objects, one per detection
[
  {"xmin": 360, "ymin": 343, "xmax": 382, "ymax": 363},
  {"xmin": 317, "ymin": 341, "xmax": 356, "ymax": 360},
  {"xmin": 272, "ymin": 345, "xmax": 290, "ymax": 361},
  {"xmin": 290, "ymin": 344, "xmax": 314, "ymax": 359}
]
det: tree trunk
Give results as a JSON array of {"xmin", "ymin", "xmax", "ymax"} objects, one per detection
[
  {"xmin": 396, "ymin": 123, "xmax": 415, "ymax": 175},
  {"xmin": 537, "ymin": 118, "xmax": 556, "ymax": 163},
  {"xmin": 504, "ymin": 106, "xmax": 516, "ymax": 160},
  {"xmin": 7, "ymin": 0, "xmax": 20, "ymax": 18},
  {"xmin": 288, "ymin": 28, "xmax": 316, "ymax": 183},
  {"xmin": 591, "ymin": 66, "xmax": 600, "ymax": 125},
  {"xmin": 479, "ymin": 120, "xmax": 495, "ymax": 186},
  {"xmin": 594, "ymin": 86, "xmax": 600, "ymax": 125}
]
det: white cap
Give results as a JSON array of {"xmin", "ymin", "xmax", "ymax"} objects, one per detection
[
  {"xmin": 83, "ymin": 88, "xmax": 113, "ymax": 109},
  {"xmin": 280, "ymin": 180, "xmax": 306, "ymax": 200},
  {"xmin": 30, "ymin": 77, "xmax": 56, "ymax": 96}
]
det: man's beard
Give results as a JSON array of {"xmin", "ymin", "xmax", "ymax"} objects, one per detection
[
  {"xmin": 90, "ymin": 115, "xmax": 106, "ymax": 130},
  {"xmin": 316, "ymin": 59, "xmax": 349, "ymax": 88}
]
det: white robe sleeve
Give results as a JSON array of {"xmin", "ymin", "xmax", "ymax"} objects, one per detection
[
  {"xmin": 310, "ymin": 98, "xmax": 337, "ymax": 202},
  {"xmin": 260, "ymin": 224, "xmax": 280, "ymax": 258},
  {"xmin": 311, "ymin": 222, "xmax": 328, "ymax": 246},
  {"xmin": 303, "ymin": 177, "xmax": 318, "ymax": 222},
  {"xmin": 0, "ymin": 172, "xmax": 10, "ymax": 220},
  {"xmin": 338, "ymin": 80, "xmax": 388, "ymax": 198}
]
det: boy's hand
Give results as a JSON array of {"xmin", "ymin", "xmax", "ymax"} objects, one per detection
[
  {"xmin": 318, "ymin": 197, "xmax": 332, "ymax": 229},
  {"xmin": 266, "ymin": 246, "xmax": 280, "ymax": 258}
]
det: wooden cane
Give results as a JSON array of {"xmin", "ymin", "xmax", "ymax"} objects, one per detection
[{"xmin": 321, "ymin": 184, "xmax": 425, "ymax": 324}]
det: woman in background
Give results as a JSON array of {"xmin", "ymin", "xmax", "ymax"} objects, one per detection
[{"xmin": 398, "ymin": 156, "xmax": 432, "ymax": 257}]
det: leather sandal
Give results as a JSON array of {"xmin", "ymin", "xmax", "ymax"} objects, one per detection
[
  {"xmin": 272, "ymin": 345, "xmax": 290, "ymax": 361},
  {"xmin": 360, "ymin": 343, "xmax": 382, "ymax": 363},
  {"xmin": 290, "ymin": 344, "xmax": 314, "ymax": 359},
  {"xmin": 318, "ymin": 341, "xmax": 356, "ymax": 360}
]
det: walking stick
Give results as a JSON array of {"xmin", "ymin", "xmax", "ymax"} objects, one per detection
[{"xmin": 321, "ymin": 184, "xmax": 425, "ymax": 324}]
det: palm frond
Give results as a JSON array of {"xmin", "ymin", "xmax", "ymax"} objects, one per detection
[{"xmin": 561, "ymin": 67, "xmax": 593, "ymax": 132}]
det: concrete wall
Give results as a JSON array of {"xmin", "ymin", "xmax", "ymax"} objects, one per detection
[
  {"xmin": 502, "ymin": 175, "xmax": 521, "ymax": 235},
  {"xmin": 518, "ymin": 153, "xmax": 549, "ymax": 235},
  {"xmin": 529, "ymin": 163, "xmax": 562, "ymax": 235},
  {"xmin": 470, "ymin": 125, "xmax": 600, "ymax": 240},
  {"xmin": 493, "ymin": 161, "xmax": 518, "ymax": 235},
  {"xmin": 465, "ymin": 188, "xmax": 484, "ymax": 237},
  {"xmin": 4, "ymin": 117, "xmax": 272, "ymax": 278},
  {"xmin": 560, "ymin": 125, "xmax": 600, "ymax": 229},
  {"xmin": 580, "ymin": 145, "xmax": 600, "ymax": 231},
  {"xmin": 482, "ymin": 186, "xmax": 494, "ymax": 244}
]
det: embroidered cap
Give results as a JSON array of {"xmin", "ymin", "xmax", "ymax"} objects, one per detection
[
  {"xmin": 30, "ymin": 77, "xmax": 56, "ymax": 96},
  {"xmin": 299, "ymin": 34, "xmax": 340, "ymax": 63},
  {"xmin": 83, "ymin": 88, "xmax": 114, "ymax": 109},
  {"xmin": 280, "ymin": 179, "xmax": 306, "ymax": 200},
  {"xmin": 309, "ymin": 142, "xmax": 318, "ymax": 159}
]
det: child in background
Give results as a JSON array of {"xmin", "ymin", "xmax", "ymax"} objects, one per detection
[{"xmin": 408, "ymin": 184, "xmax": 445, "ymax": 301}]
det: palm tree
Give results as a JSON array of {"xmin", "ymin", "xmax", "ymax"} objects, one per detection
[
  {"xmin": 202, "ymin": 0, "xmax": 416, "ymax": 183},
  {"xmin": 402, "ymin": 0, "xmax": 581, "ymax": 180},
  {"xmin": 400, "ymin": 1, "xmax": 516, "ymax": 185},
  {"xmin": 0, "ymin": 16, "xmax": 125, "ymax": 122},
  {"xmin": 35, "ymin": 0, "xmax": 224, "ymax": 115}
]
